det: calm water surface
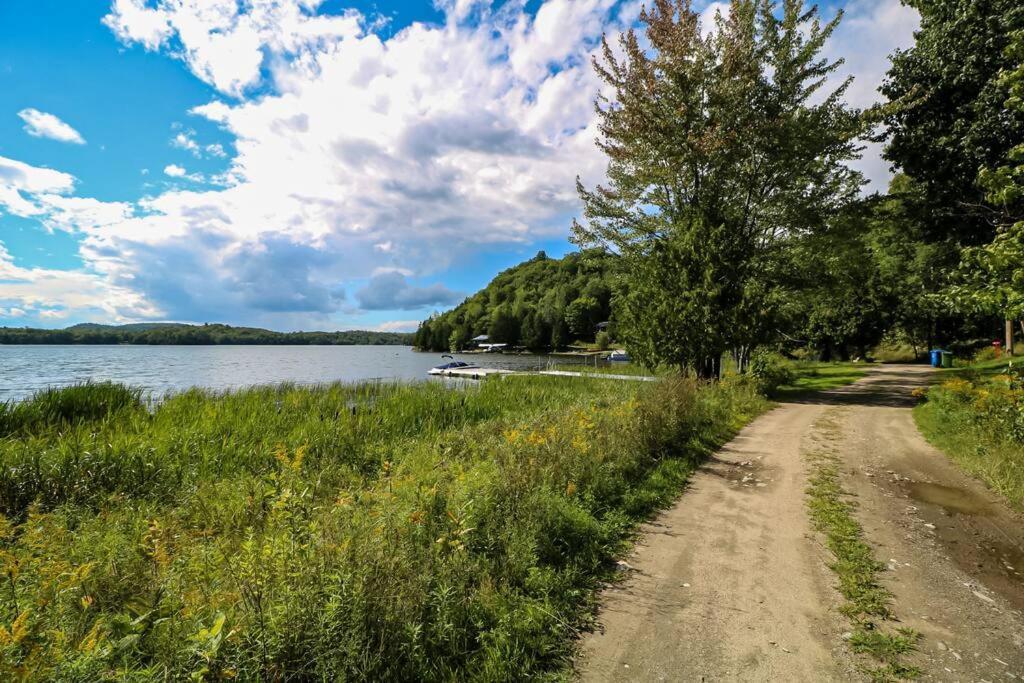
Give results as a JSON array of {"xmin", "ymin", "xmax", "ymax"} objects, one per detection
[{"xmin": 0, "ymin": 345, "xmax": 593, "ymax": 401}]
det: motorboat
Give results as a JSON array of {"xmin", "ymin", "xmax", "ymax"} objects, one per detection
[
  {"xmin": 428, "ymin": 355, "xmax": 479, "ymax": 375},
  {"xmin": 608, "ymin": 349, "xmax": 631, "ymax": 362}
]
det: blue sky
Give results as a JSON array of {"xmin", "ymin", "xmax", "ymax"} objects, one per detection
[{"xmin": 0, "ymin": 0, "xmax": 917, "ymax": 332}]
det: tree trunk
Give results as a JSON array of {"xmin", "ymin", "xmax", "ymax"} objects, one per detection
[
  {"xmin": 697, "ymin": 356, "xmax": 722, "ymax": 380},
  {"xmin": 1008, "ymin": 319, "xmax": 1016, "ymax": 356}
]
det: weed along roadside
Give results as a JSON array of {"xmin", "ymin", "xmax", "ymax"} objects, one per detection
[
  {"xmin": 804, "ymin": 412, "xmax": 921, "ymax": 681},
  {"xmin": 0, "ymin": 374, "xmax": 767, "ymax": 679}
]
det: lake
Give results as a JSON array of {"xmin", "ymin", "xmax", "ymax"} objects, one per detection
[{"xmin": 0, "ymin": 345, "xmax": 598, "ymax": 402}]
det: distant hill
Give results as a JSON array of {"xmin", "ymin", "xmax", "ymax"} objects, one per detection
[
  {"xmin": 0, "ymin": 323, "xmax": 413, "ymax": 346},
  {"xmin": 413, "ymin": 250, "xmax": 619, "ymax": 352}
]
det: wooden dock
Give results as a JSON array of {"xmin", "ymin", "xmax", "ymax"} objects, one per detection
[
  {"xmin": 535, "ymin": 370, "xmax": 658, "ymax": 382},
  {"xmin": 429, "ymin": 367, "xmax": 657, "ymax": 382},
  {"xmin": 429, "ymin": 367, "xmax": 518, "ymax": 379}
]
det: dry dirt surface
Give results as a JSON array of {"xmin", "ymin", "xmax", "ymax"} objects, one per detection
[{"xmin": 575, "ymin": 365, "xmax": 1024, "ymax": 682}]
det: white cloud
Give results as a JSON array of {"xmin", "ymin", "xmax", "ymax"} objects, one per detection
[
  {"xmin": 163, "ymin": 164, "xmax": 188, "ymax": 178},
  {"xmin": 825, "ymin": 0, "xmax": 920, "ymax": 191},
  {"xmin": 0, "ymin": 243, "xmax": 159, "ymax": 323},
  {"xmin": 374, "ymin": 320, "xmax": 419, "ymax": 332},
  {"xmin": 17, "ymin": 108, "xmax": 87, "ymax": 145},
  {"xmin": 0, "ymin": 155, "xmax": 76, "ymax": 217},
  {"xmin": 171, "ymin": 131, "xmax": 201, "ymax": 155},
  {"xmin": 1, "ymin": 0, "xmax": 920, "ymax": 328}
]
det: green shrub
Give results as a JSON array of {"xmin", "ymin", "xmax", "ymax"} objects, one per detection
[
  {"xmin": 748, "ymin": 349, "xmax": 796, "ymax": 394},
  {"xmin": 595, "ymin": 330, "xmax": 611, "ymax": 351}
]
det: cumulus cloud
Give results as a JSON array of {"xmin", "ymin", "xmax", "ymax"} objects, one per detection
[
  {"xmin": 0, "ymin": 155, "xmax": 76, "ymax": 217},
  {"xmin": 355, "ymin": 271, "xmax": 463, "ymax": 311},
  {"xmin": 1, "ymin": 0, "xmax": 919, "ymax": 328},
  {"xmin": 825, "ymin": 0, "xmax": 920, "ymax": 191},
  {"xmin": 163, "ymin": 164, "xmax": 187, "ymax": 178},
  {"xmin": 17, "ymin": 108, "xmax": 86, "ymax": 145},
  {"xmin": 0, "ymin": 243, "xmax": 158, "ymax": 323}
]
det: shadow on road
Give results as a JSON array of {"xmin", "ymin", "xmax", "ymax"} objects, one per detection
[{"xmin": 778, "ymin": 365, "xmax": 934, "ymax": 409}]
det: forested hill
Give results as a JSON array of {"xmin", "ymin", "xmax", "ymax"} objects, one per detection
[
  {"xmin": 0, "ymin": 323, "xmax": 413, "ymax": 346},
  {"xmin": 413, "ymin": 250, "xmax": 618, "ymax": 352}
]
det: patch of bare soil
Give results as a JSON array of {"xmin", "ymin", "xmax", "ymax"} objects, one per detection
[{"xmin": 576, "ymin": 400, "xmax": 855, "ymax": 681}]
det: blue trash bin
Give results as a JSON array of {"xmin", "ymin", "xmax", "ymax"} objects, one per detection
[{"xmin": 929, "ymin": 349, "xmax": 942, "ymax": 368}]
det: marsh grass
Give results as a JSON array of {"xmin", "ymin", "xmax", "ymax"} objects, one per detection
[{"xmin": 0, "ymin": 375, "xmax": 766, "ymax": 680}]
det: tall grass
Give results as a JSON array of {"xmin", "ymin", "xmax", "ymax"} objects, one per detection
[
  {"xmin": 0, "ymin": 376, "xmax": 766, "ymax": 680},
  {"xmin": 0, "ymin": 382, "xmax": 142, "ymax": 438},
  {"xmin": 914, "ymin": 367, "xmax": 1024, "ymax": 508}
]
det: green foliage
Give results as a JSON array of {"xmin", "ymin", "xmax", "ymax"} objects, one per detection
[
  {"xmin": 574, "ymin": 0, "xmax": 863, "ymax": 376},
  {"xmin": 0, "ymin": 323, "xmax": 413, "ymax": 346},
  {"xmin": 0, "ymin": 377, "xmax": 767, "ymax": 680},
  {"xmin": 595, "ymin": 331, "xmax": 611, "ymax": 351},
  {"xmin": 881, "ymin": 0, "xmax": 1024, "ymax": 245},
  {"xmin": 746, "ymin": 350, "xmax": 796, "ymax": 395},
  {"xmin": 948, "ymin": 31, "xmax": 1024, "ymax": 319},
  {"xmin": 414, "ymin": 251, "xmax": 616, "ymax": 351}
]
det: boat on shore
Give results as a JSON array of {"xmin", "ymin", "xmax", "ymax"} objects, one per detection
[{"xmin": 608, "ymin": 349, "xmax": 630, "ymax": 362}]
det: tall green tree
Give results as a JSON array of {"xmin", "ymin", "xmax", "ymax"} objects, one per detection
[
  {"xmin": 949, "ymin": 30, "xmax": 1024, "ymax": 321},
  {"xmin": 573, "ymin": 0, "xmax": 863, "ymax": 376},
  {"xmin": 881, "ymin": 0, "xmax": 1024, "ymax": 245}
]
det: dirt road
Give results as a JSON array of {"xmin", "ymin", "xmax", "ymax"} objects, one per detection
[{"xmin": 576, "ymin": 365, "xmax": 1024, "ymax": 681}]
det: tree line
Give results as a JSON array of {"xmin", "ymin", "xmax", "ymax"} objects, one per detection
[
  {"xmin": 0, "ymin": 323, "xmax": 414, "ymax": 346},
  {"xmin": 418, "ymin": 0, "xmax": 1023, "ymax": 374},
  {"xmin": 413, "ymin": 250, "xmax": 617, "ymax": 351}
]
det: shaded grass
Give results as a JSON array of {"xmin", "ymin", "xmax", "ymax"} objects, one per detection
[
  {"xmin": 0, "ymin": 376, "xmax": 767, "ymax": 681},
  {"xmin": 805, "ymin": 414, "xmax": 921, "ymax": 681},
  {"xmin": 773, "ymin": 362, "xmax": 870, "ymax": 398}
]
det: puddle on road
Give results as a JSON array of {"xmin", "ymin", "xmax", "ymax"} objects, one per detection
[{"xmin": 906, "ymin": 481, "xmax": 994, "ymax": 517}]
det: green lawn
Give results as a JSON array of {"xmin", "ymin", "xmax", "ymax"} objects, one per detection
[{"xmin": 774, "ymin": 361, "xmax": 870, "ymax": 397}]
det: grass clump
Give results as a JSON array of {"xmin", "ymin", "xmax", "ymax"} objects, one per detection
[
  {"xmin": 914, "ymin": 363, "xmax": 1024, "ymax": 508},
  {"xmin": 805, "ymin": 415, "xmax": 921, "ymax": 681},
  {"xmin": 0, "ymin": 375, "xmax": 766, "ymax": 681}
]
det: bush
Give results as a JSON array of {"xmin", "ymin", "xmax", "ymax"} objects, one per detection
[
  {"xmin": 595, "ymin": 330, "xmax": 611, "ymax": 351},
  {"xmin": 748, "ymin": 350, "xmax": 796, "ymax": 395}
]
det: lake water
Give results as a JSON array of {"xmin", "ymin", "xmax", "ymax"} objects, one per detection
[{"xmin": 0, "ymin": 345, "xmax": 598, "ymax": 402}]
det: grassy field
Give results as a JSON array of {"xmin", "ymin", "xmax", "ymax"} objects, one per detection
[
  {"xmin": 914, "ymin": 356, "xmax": 1024, "ymax": 510},
  {"xmin": 774, "ymin": 361, "xmax": 871, "ymax": 398},
  {"xmin": 0, "ymin": 376, "xmax": 766, "ymax": 681}
]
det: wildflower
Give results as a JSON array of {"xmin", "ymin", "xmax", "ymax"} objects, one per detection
[
  {"xmin": 527, "ymin": 431, "xmax": 548, "ymax": 446},
  {"xmin": 565, "ymin": 481, "xmax": 577, "ymax": 497}
]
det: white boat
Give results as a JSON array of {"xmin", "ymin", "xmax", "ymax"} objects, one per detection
[
  {"xmin": 428, "ymin": 356, "xmax": 479, "ymax": 376},
  {"xmin": 608, "ymin": 349, "xmax": 630, "ymax": 362}
]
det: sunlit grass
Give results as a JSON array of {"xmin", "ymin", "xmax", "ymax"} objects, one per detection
[
  {"xmin": 0, "ymin": 376, "xmax": 767, "ymax": 680},
  {"xmin": 773, "ymin": 361, "xmax": 870, "ymax": 397}
]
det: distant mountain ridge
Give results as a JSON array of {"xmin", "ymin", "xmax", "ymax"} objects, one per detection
[{"xmin": 0, "ymin": 322, "xmax": 413, "ymax": 346}]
